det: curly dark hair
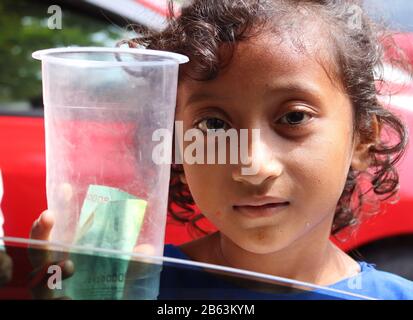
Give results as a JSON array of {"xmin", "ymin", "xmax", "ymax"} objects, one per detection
[{"xmin": 121, "ymin": 0, "xmax": 409, "ymax": 239}]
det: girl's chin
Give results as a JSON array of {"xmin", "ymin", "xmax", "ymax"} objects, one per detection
[{"xmin": 228, "ymin": 231, "xmax": 293, "ymax": 255}]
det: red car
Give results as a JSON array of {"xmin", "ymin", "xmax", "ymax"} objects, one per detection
[{"xmin": 1, "ymin": 0, "xmax": 413, "ymax": 280}]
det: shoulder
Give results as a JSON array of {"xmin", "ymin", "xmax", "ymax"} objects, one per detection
[
  {"xmin": 163, "ymin": 243, "xmax": 191, "ymax": 260},
  {"xmin": 367, "ymin": 267, "xmax": 413, "ymax": 300},
  {"xmin": 160, "ymin": 243, "xmax": 233, "ymax": 299},
  {"xmin": 333, "ymin": 262, "xmax": 413, "ymax": 300}
]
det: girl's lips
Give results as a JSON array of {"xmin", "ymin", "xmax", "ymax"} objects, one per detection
[{"xmin": 233, "ymin": 202, "xmax": 289, "ymax": 218}]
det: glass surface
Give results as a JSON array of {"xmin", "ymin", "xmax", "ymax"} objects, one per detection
[{"xmin": 0, "ymin": 237, "xmax": 375, "ymax": 300}]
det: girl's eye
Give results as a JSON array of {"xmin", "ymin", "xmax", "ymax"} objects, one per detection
[
  {"xmin": 278, "ymin": 111, "xmax": 313, "ymax": 126},
  {"xmin": 196, "ymin": 117, "xmax": 231, "ymax": 132}
]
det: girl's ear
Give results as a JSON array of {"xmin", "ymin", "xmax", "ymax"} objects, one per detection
[
  {"xmin": 351, "ymin": 142, "xmax": 373, "ymax": 171},
  {"xmin": 351, "ymin": 115, "xmax": 380, "ymax": 171}
]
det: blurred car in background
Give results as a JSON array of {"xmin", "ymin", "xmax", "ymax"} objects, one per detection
[{"xmin": 0, "ymin": 0, "xmax": 412, "ymax": 280}]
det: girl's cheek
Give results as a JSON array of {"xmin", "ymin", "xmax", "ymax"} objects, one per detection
[
  {"xmin": 286, "ymin": 141, "xmax": 346, "ymax": 190},
  {"xmin": 204, "ymin": 210, "xmax": 223, "ymax": 225}
]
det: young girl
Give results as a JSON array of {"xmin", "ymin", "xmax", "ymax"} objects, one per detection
[{"xmin": 32, "ymin": 0, "xmax": 413, "ymax": 299}]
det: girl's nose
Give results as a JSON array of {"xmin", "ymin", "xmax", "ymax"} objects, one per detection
[{"xmin": 232, "ymin": 135, "xmax": 283, "ymax": 186}]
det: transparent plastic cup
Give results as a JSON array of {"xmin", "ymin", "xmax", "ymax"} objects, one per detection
[{"xmin": 32, "ymin": 47, "xmax": 188, "ymax": 299}]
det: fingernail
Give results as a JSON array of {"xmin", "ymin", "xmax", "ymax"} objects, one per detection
[
  {"xmin": 40, "ymin": 210, "xmax": 54, "ymax": 226},
  {"xmin": 134, "ymin": 244, "xmax": 155, "ymax": 256}
]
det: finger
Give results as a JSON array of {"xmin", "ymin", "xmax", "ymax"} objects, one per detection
[
  {"xmin": 61, "ymin": 259, "xmax": 75, "ymax": 279},
  {"xmin": 126, "ymin": 244, "xmax": 157, "ymax": 278},
  {"xmin": 30, "ymin": 181, "xmax": 72, "ymax": 242},
  {"xmin": 133, "ymin": 244, "xmax": 157, "ymax": 264},
  {"xmin": 28, "ymin": 210, "xmax": 55, "ymax": 268},
  {"xmin": 133, "ymin": 244, "xmax": 156, "ymax": 256},
  {"xmin": 57, "ymin": 182, "xmax": 73, "ymax": 205},
  {"xmin": 30, "ymin": 210, "xmax": 55, "ymax": 242},
  {"xmin": 29, "ymin": 260, "xmax": 75, "ymax": 300},
  {"xmin": 0, "ymin": 252, "xmax": 13, "ymax": 287},
  {"xmin": 29, "ymin": 259, "xmax": 74, "ymax": 287}
]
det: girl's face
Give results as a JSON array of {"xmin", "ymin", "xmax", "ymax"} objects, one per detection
[{"xmin": 175, "ymin": 33, "xmax": 359, "ymax": 254}]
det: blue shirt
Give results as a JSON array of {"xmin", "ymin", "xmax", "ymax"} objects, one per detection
[{"xmin": 159, "ymin": 244, "xmax": 413, "ymax": 300}]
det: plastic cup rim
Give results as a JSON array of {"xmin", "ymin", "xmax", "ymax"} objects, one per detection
[{"xmin": 32, "ymin": 46, "xmax": 189, "ymax": 67}]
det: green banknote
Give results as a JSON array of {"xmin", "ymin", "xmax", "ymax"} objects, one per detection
[{"xmin": 63, "ymin": 184, "xmax": 148, "ymax": 300}]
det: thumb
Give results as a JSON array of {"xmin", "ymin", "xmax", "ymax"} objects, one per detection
[
  {"xmin": 30, "ymin": 210, "xmax": 55, "ymax": 241},
  {"xmin": 28, "ymin": 210, "xmax": 55, "ymax": 268}
]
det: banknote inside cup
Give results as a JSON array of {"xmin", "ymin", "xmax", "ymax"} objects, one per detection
[
  {"xmin": 63, "ymin": 184, "xmax": 154, "ymax": 300},
  {"xmin": 74, "ymin": 184, "xmax": 147, "ymax": 252}
]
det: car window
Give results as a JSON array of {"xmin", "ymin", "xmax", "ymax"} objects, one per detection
[
  {"xmin": 364, "ymin": 0, "xmax": 413, "ymax": 32},
  {"xmin": 0, "ymin": 237, "xmax": 375, "ymax": 300},
  {"xmin": 0, "ymin": 0, "xmax": 128, "ymax": 116}
]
